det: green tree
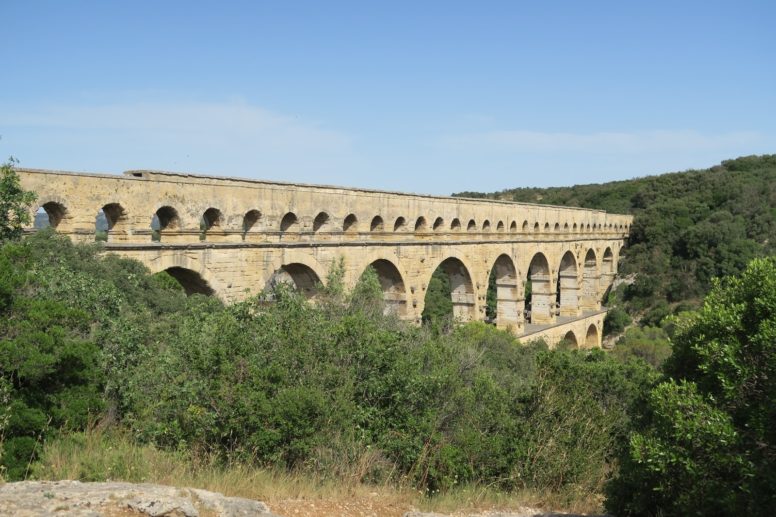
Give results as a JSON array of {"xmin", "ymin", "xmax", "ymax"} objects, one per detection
[
  {"xmin": 607, "ymin": 257, "xmax": 776, "ymax": 515},
  {"xmin": 0, "ymin": 159, "xmax": 36, "ymax": 242}
]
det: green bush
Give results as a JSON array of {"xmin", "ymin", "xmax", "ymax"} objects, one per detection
[
  {"xmin": 603, "ymin": 306, "xmax": 631, "ymax": 336},
  {"xmin": 1, "ymin": 230, "xmax": 658, "ymax": 498},
  {"xmin": 610, "ymin": 326, "xmax": 672, "ymax": 369}
]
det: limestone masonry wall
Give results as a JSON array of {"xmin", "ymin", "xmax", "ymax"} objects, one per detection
[{"xmin": 18, "ymin": 167, "xmax": 633, "ymax": 347}]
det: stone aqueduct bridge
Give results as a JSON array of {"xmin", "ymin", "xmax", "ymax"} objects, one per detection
[{"xmin": 18, "ymin": 168, "xmax": 632, "ymax": 348}]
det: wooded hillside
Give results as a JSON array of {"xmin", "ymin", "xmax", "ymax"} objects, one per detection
[{"xmin": 455, "ymin": 154, "xmax": 776, "ymax": 322}]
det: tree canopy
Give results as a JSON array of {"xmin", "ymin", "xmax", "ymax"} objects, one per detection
[{"xmin": 0, "ymin": 160, "xmax": 36, "ymax": 242}]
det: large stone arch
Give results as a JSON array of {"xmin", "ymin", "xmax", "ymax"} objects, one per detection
[
  {"xmin": 263, "ymin": 250, "xmax": 328, "ymax": 298},
  {"xmin": 424, "ymin": 255, "xmax": 477, "ymax": 322},
  {"xmin": 525, "ymin": 252, "xmax": 553, "ymax": 324},
  {"xmin": 557, "ymin": 250, "xmax": 580, "ymax": 317},
  {"xmin": 580, "ymin": 248, "xmax": 599, "ymax": 311},
  {"xmin": 561, "ymin": 330, "xmax": 578, "ymax": 349},
  {"xmin": 359, "ymin": 258, "xmax": 409, "ymax": 317},
  {"xmin": 585, "ymin": 323, "xmax": 599, "ymax": 348},
  {"xmin": 143, "ymin": 253, "xmax": 222, "ymax": 298},
  {"xmin": 265, "ymin": 263, "xmax": 322, "ymax": 299},
  {"xmin": 163, "ymin": 267, "xmax": 215, "ymax": 296},
  {"xmin": 488, "ymin": 253, "xmax": 521, "ymax": 331}
]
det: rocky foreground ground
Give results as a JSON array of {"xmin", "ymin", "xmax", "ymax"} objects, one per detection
[{"xmin": 0, "ymin": 481, "xmax": 594, "ymax": 517}]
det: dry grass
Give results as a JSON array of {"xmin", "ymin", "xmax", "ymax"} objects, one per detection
[{"xmin": 30, "ymin": 428, "xmax": 603, "ymax": 516}]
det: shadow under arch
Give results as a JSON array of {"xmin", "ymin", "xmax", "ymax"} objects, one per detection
[
  {"xmin": 265, "ymin": 263, "xmax": 322, "ymax": 299},
  {"xmin": 163, "ymin": 267, "xmax": 215, "ymax": 296},
  {"xmin": 585, "ymin": 323, "xmax": 599, "ymax": 348},
  {"xmin": 560, "ymin": 330, "xmax": 579, "ymax": 349}
]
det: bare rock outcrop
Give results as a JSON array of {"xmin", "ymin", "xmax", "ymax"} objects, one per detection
[{"xmin": 0, "ymin": 480, "xmax": 281, "ymax": 517}]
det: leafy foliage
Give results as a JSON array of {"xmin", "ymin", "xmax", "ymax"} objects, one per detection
[
  {"xmin": 0, "ymin": 159, "xmax": 36, "ymax": 242},
  {"xmin": 0, "ymin": 231, "xmax": 195, "ymax": 479},
  {"xmin": 0, "ymin": 230, "xmax": 654, "ymax": 496},
  {"xmin": 607, "ymin": 258, "xmax": 776, "ymax": 515}
]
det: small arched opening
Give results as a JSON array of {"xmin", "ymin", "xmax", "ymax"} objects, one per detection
[
  {"xmin": 522, "ymin": 220, "xmax": 529, "ymax": 232},
  {"xmin": 102, "ymin": 203, "xmax": 126, "ymax": 231},
  {"xmin": 467, "ymin": 219, "xmax": 477, "ymax": 232},
  {"xmin": 496, "ymin": 220, "xmax": 505, "ymax": 232},
  {"xmin": 510, "ymin": 221, "xmax": 517, "ymax": 233},
  {"xmin": 243, "ymin": 209, "xmax": 262, "ymax": 238},
  {"xmin": 415, "ymin": 216, "xmax": 427, "ymax": 232},
  {"xmin": 554, "ymin": 223, "xmax": 560, "ymax": 231},
  {"xmin": 394, "ymin": 216, "xmax": 407, "ymax": 232},
  {"xmin": 280, "ymin": 212, "xmax": 299, "ymax": 232},
  {"xmin": 370, "ymin": 216, "xmax": 384, "ymax": 232},
  {"xmin": 35, "ymin": 201, "xmax": 67, "ymax": 230},
  {"xmin": 152, "ymin": 206, "xmax": 180, "ymax": 242},
  {"xmin": 482, "ymin": 220, "xmax": 491, "ymax": 231},
  {"xmin": 450, "ymin": 218, "xmax": 461, "ymax": 231},
  {"xmin": 432, "ymin": 217, "xmax": 444, "ymax": 231},
  {"xmin": 533, "ymin": 222, "xmax": 540, "ymax": 232},
  {"xmin": 200, "ymin": 207, "xmax": 223, "ymax": 240},
  {"xmin": 343, "ymin": 214, "xmax": 358, "ymax": 233},
  {"xmin": 313, "ymin": 211, "xmax": 331, "ymax": 232},
  {"xmin": 95, "ymin": 203, "xmax": 127, "ymax": 241}
]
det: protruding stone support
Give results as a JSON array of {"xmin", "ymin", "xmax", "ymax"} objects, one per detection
[
  {"xmin": 599, "ymin": 271, "xmax": 616, "ymax": 300},
  {"xmin": 451, "ymin": 291, "xmax": 476, "ymax": 322},
  {"xmin": 558, "ymin": 271, "xmax": 580, "ymax": 317},
  {"xmin": 580, "ymin": 273, "xmax": 601, "ymax": 311},
  {"xmin": 530, "ymin": 273, "xmax": 555, "ymax": 325},
  {"xmin": 496, "ymin": 282, "xmax": 521, "ymax": 331}
]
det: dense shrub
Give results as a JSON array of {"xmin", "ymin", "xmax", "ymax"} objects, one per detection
[
  {"xmin": 1, "ymin": 230, "xmax": 655, "ymax": 497},
  {"xmin": 0, "ymin": 231, "xmax": 195, "ymax": 479}
]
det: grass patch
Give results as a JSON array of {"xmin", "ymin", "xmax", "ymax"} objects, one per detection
[{"xmin": 30, "ymin": 427, "xmax": 603, "ymax": 514}]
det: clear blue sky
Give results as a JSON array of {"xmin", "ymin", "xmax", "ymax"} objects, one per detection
[{"xmin": 1, "ymin": 1, "xmax": 774, "ymax": 194}]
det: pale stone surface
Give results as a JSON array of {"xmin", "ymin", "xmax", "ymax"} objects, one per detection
[
  {"xmin": 0, "ymin": 480, "xmax": 279, "ymax": 516},
  {"xmin": 18, "ymin": 167, "xmax": 632, "ymax": 348}
]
